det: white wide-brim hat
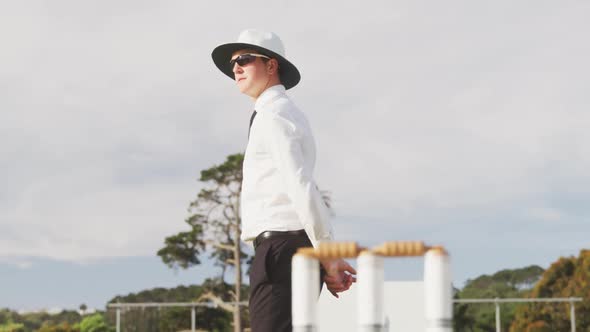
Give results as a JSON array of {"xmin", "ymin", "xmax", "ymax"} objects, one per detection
[{"xmin": 212, "ymin": 29, "xmax": 301, "ymax": 90}]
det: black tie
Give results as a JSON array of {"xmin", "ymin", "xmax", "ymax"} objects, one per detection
[{"xmin": 248, "ymin": 110, "xmax": 257, "ymax": 139}]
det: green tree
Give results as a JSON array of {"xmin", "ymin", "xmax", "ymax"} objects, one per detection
[
  {"xmin": 78, "ymin": 313, "xmax": 113, "ymax": 332},
  {"xmin": 0, "ymin": 323, "xmax": 25, "ymax": 332},
  {"xmin": 158, "ymin": 153, "xmax": 246, "ymax": 332},
  {"xmin": 78, "ymin": 305, "xmax": 87, "ymax": 316},
  {"xmin": 107, "ymin": 283, "xmax": 237, "ymax": 331},
  {"xmin": 454, "ymin": 265, "xmax": 544, "ymax": 331},
  {"xmin": 0, "ymin": 309, "xmax": 86, "ymax": 332},
  {"xmin": 510, "ymin": 249, "xmax": 590, "ymax": 332},
  {"xmin": 37, "ymin": 321, "xmax": 79, "ymax": 332}
]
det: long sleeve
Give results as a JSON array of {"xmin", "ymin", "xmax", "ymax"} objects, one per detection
[{"xmin": 265, "ymin": 114, "xmax": 334, "ymax": 248}]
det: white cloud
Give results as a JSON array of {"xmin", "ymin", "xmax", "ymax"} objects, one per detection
[
  {"xmin": 1, "ymin": 0, "xmax": 589, "ymax": 261},
  {"xmin": 523, "ymin": 207, "xmax": 563, "ymax": 223},
  {"xmin": 15, "ymin": 261, "xmax": 33, "ymax": 270},
  {"xmin": 0, "ymin": 257, "xmax": 33, "ymax": 269}
]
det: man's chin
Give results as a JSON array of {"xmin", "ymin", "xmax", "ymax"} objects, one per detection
[{"xmin": 239, "ymin": 87, "xmax": 258, "ymax": 98}]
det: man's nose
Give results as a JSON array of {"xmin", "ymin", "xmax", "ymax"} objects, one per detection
[{"xmin": 232, "ymin": 62, "xmax": 242, "ymax": 74}]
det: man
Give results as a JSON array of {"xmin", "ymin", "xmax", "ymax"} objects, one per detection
[{"xmin": 212, "ymin": 29, "xmax": 356, "ymax": 332}]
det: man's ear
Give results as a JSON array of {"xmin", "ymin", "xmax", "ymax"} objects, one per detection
[{"xmin": 268, "ymin": 59, "xmax": 279, "ymax": 74}]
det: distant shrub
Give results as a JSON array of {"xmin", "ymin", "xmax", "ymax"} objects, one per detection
[
  {"xmin": 0, "ymin": 323, "xmax": 25, "ymax": 332},
  {"xmin": 79, "ymin": 314, "xmax": 113, "ymax": 332}
]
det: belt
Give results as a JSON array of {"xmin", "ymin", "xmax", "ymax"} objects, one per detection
[{"xmin": 253, "ymin": 229, "xmax": 307, "ymax": 250}]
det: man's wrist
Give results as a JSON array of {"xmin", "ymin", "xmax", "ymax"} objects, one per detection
[{"xmin": 320, "ymin": 258, "xmax": 341, "ymax": 275}]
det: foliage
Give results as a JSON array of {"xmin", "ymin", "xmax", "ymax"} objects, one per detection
[
  {"xmin": 78, "ymin": 314, "xmax": 113, "ymax": 332},
  {"xmin": 106, "ymin": 281, "xmax": 243, "ymax": 332},
  {"xmin": 509, "ymin": 249, "xmax": 590, "ymax": 332},
  {"xmin": 109, "ymin": 284, "xmax": 205, "ymax": 304},
  {"xmin": 158, "ymin": 153, "xmax": 246, "ymax": 274},
  {"xmin": 157, "ymin": 153, "xmax": 248, "ymax": 332},
  {"xmin": 37, "ymin": 322, "xmax": 78, "ymax": 332},
  {"xmin": 0, "ymin": 323, "xmax": 25, "ymax": 332},
  {"xmin": 0, "ymin": 309, "xmax": 82, "ymax": 332},
  {"xmin": 454, "ymin": 265, "xmax": 544, "ymax": 331},
  {"xmin": 157, "ymin": 307, "xmax": 231, "ymax": 332}
]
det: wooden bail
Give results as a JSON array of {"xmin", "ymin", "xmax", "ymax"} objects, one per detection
[
  {"xmin": 297, "ymin": 242, "xmax": 363, "ymax": 259},
  {"xmin": 372, "ymin": 241, "xmax": 429, "ymax": 257}
]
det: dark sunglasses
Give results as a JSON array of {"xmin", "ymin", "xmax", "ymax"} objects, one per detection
[{"xmin": 229, "ymin": 53, "xmax": 271, "ymax": 68}]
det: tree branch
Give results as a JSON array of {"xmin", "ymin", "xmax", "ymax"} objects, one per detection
[
  {"xmin": 197, "ymin": 292, "xmax": 234, "ymax": 312},
  {"xmin": 228, "ymin": 290, "xmax": 237, "ymax": 301},
  {"xmin": 222, "ymin": 208, "xmax": 233, "ymax": 224},
  {"xmin": 204, "ymin": 240, "xmax": 234, "ymax": 252}
]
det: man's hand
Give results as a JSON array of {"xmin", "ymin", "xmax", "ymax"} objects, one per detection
[{"xmin": 321, "ymin": 259, "xmax": 357, "ymax": 298}]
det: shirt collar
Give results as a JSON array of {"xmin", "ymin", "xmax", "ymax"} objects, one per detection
[{"xmin": 254, "ymin": 84, "xmax": 286, "ymax": 111}]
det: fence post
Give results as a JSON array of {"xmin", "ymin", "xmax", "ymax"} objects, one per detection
[
  {"xmin": 495, "ymin": 298, "xmax": 500, "ymax": 332},
  {"xmin": 191, "ymin": 306, "xmax": 196, "ymax": 332},
  {"xmin": 116, "ymin": 307, "xmax": 121, "ymax": 332},
  {"xmin": 570, "ymin": 297, "xmax": 576, "ymax": 332}
]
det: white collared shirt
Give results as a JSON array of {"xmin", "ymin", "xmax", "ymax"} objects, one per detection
[{"xmin": 240, "ymin": 84, "xmax": 334, "ymax": 248}]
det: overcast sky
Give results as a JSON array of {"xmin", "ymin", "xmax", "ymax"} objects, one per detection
[{"xmin": 1, "ymin": 1, "xmax": 589, "ymax": 311}]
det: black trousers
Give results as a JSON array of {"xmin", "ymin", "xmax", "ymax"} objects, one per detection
[{"xmin": 249, "ymin": 233, "xmax": 325, "ymax": 332}]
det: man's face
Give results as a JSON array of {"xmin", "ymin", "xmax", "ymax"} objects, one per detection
[{"xmin": 231, "ymin": 49, "xmax": 271, "ymax": 98}]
